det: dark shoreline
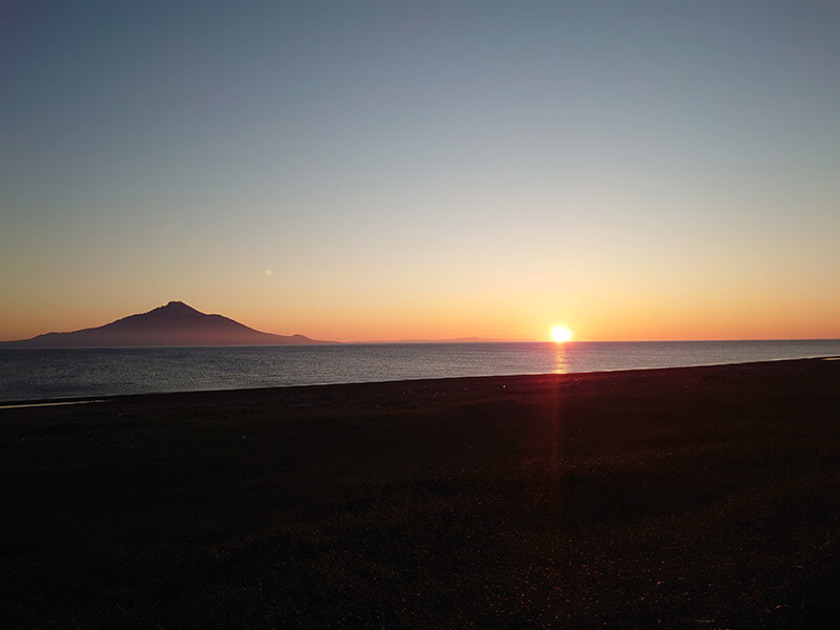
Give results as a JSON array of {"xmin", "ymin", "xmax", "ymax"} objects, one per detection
[{"xmin": 3, "ymin": 358, "xmax": 840, "ymax": 628}]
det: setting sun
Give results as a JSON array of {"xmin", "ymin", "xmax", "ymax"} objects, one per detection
[{"xmin": 551, "ymin": 325, "xmax": 574, "ymax": 343}]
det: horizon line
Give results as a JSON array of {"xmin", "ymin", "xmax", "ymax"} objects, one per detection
[{"xmin": 4, "ymin": 336, "xmax": 839, "ymax": 346}]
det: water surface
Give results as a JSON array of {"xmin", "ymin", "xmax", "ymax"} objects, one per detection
[{"xmin": 2, "ymin": 340, "xmax": 839, "ymax": 402}]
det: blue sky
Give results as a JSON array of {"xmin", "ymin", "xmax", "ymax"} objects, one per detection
[{"xmin": 2, "ymin": 1, "xmax": 839, "ymax": 341}]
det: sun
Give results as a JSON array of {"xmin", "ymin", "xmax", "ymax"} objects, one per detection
[{"xmin": 551, "ymin": 325, "xmax": 573, "ymax": 343}]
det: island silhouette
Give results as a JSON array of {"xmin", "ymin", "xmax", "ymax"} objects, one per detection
[{"xmin": 2, "ymin": 301, "xmax": 334, "ymax": 347}]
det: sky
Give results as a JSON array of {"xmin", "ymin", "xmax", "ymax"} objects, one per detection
[{"xmin": 2, "ymin": 0, "xmax": 839, "ymax": 342}]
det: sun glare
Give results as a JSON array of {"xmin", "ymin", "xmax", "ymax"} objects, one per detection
[{"xmin": 551, "ymin": 325, "xmax": 573, "ymax": 343}]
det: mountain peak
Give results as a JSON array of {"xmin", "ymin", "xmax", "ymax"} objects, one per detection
[
  {"xmin": 129, "ymin": 301, "xmax": 207, "ymax": 325},
  {"xmin": 161, "ymin": 300, "xmax": 200, "ymax": 313}
]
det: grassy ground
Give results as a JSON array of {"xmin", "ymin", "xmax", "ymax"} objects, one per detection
[{"xmin": 2, "ymin": 359, "xmax": 840, "ymax": 628}]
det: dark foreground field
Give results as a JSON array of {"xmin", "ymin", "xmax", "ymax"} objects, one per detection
[{"xmin": 2, "ymin": 359, "xmax": 840, "ymax": 628}]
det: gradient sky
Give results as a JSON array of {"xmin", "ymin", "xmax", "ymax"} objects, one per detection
[{"xmin": 2, "ymin": 1, "xmax": 839, "ymax": 342}]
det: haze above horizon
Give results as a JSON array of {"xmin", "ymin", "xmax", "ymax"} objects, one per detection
[{"xmin": 2, "ymin": 1, "xmax": 839, "ymax": 343}]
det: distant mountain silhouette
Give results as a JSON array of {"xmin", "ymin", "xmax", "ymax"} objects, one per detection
[{"xmin": 2, "ymin": 301, "xmax": 335, "ymax": 347}]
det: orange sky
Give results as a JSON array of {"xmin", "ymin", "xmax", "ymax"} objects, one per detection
[
  {"xmin": 2, "ymin": 278, "xmax": 837, "ymax": 343},
  {"xmin": 2, "ymin": 3, "xmax": 839, "ymax": 343}
]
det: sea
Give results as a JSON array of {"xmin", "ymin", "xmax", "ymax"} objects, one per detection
[{"xmin": 1, "ymin": 340, "xmax": 839, "ymax": 403}]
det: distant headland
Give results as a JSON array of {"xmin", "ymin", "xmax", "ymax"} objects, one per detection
[{"xmin": 0, "ymin": 301, "xmax": 336, "ymax": 347}]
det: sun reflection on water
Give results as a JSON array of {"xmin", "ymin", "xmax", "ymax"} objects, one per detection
[{"xmin": 552, "ymin": 343, "xmax": 569, "ymax": 374}]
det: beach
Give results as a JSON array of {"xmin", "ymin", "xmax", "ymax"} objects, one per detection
[{"xmin": 3, "ymin": 358, "xmax": 840, "ymax": 628}]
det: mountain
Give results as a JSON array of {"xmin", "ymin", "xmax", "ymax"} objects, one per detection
[{"xmin": 1, "ymin": 301, "xmax": 335, "ymax": 347}]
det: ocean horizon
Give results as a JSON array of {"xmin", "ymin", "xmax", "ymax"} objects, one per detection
[{"xmin": 2, "ymin": 339, "xmax": 840, "ymax": 403}]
